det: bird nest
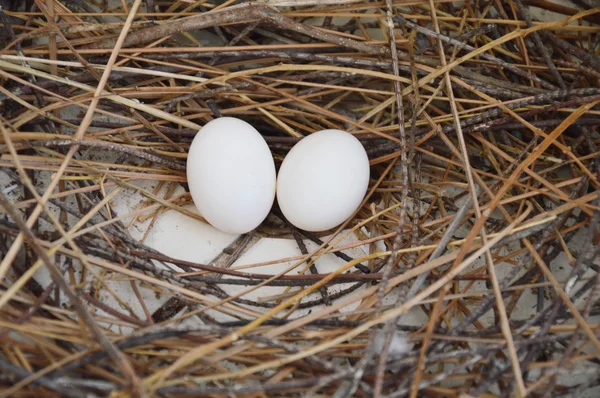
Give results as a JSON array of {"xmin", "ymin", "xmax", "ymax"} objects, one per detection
[{"xmin": 1, "ymin": 0, "xmax": 600, "ymax": 397}]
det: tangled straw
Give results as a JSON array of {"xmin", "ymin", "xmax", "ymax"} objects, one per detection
[{"xmin": 1, "ymin": 1, "xmax": 600, "ymax": 397}]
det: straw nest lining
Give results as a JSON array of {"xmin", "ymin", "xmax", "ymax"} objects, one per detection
[{"xmin": 1, "ymin": 0, "xmax": 600, "ymax": 397}]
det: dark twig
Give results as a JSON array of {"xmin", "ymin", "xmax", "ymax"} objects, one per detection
[
  {"xmin": 0, "ymin": 358, "xmax": 89, "ymax": 398},
  {"xmin": 514, "ymin": 0, "xmax": 566, "ymax": 90},
  {"xmin": 91, "ymin": 3, "xmax": 386, "ymax": 55},
  {"xmin": 17, "ymin": 139, "xmax": 186, "ymax": 170},
  {"xmin": 539, "ymin": 30, "xmax": 600, "ymax": 71},
  {"xmin": 373, "ymin": 3, "xmax": 411, "ymax": 397},
  {"xmin": 395, "ymin": 14, "xmax": 558, "ymax": 90},
  {"xmin": 292, "ymin": 229, "xmax": 331, "ymax": 305}
]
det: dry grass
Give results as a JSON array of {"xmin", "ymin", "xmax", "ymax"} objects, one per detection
[{"xmin": 1, "ymin": 0, "xmax": 600, "ymax": 397}]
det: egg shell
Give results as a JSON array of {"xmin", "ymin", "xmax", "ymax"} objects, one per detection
[
  {"xmin": 276, "ymin": 129, "xmax": 370, "ymax": 232},
  {"xmin": 187, "ymin": 117, "xmax": 276, "ymax": 234}
]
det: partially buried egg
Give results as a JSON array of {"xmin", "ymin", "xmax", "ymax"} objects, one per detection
[
  {"xmin": 277, "ymin": 129, "xmax": 370, "ymax": 232},
  {"xmin": 187, "ymin": 117, "xmax": 276, "ymax": 234}
]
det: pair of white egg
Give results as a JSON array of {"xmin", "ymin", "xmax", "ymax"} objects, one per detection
[{"xmin": 186, "ymin": 117, "xmax": 370, "ymax": 234}]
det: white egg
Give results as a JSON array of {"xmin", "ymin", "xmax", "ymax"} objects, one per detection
[
  {"xmin": 276, "ymin": 129, "xmax": 370, "ymax": 232},
  {"xmin": 187, "ymin": 117, "xmax": 276, "ymax": 234}
]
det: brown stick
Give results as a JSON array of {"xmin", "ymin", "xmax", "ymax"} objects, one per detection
[{"xmin": 91, "ymin": 3, "xmax": 386, "ymax": 55}]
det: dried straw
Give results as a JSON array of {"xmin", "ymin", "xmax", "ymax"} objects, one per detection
[{"xmin": 1, "ymin": 0, "xmax": 600, "ymax": 397}]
